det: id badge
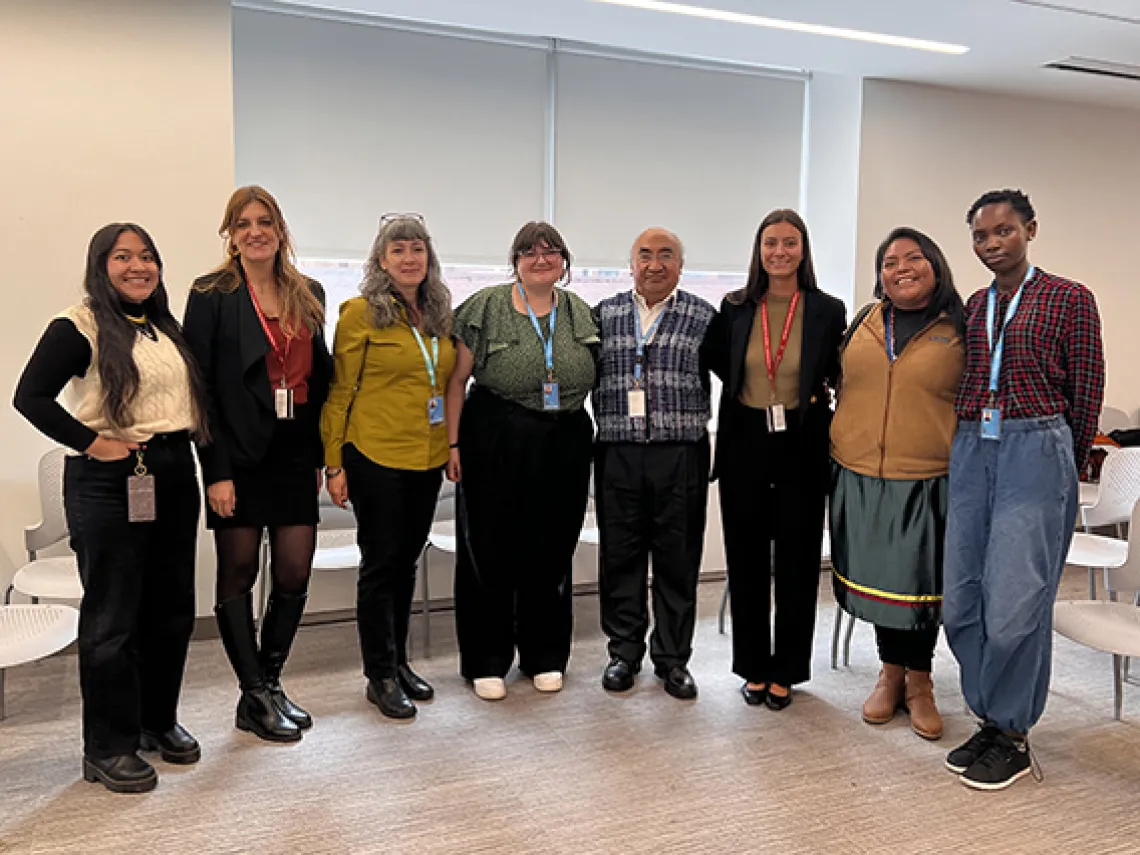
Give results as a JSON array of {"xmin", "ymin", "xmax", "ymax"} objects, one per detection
[
  {"xmin": 627, "ymin": 388, "xmax": 646, "ymax": 419},
  {"xmin": 274, "ymin": 386, "xmax": 294, "ymax": 420},
  {"xmin": 127, "ymin": 474, "xmax": 157, "ymax": 523},
  {"xmin": 767, "ymin": 403, "xmax": 787, "ymax": 433},
  {"xmin": 980, "ymin": 407, "xmax": 1002, "ymax": 441},
  {"xmin": 427, "ymin": 395, "xmax": 445, "ymax": 425},
  {"xmin": 542, "ymin": 381, "xmax": 560, "ymax": 411}
]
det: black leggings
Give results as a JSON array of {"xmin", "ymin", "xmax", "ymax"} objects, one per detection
[
  {"xmin": 215, "ymin": 525, "xmax": 316, "ymax": 602},
  {"xmin": 875, "ymin": 625, "xmax": 940, "ymax": 672}
]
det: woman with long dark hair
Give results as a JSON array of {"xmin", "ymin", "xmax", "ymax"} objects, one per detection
[
  {"xmin": 14, "ymin": 223, "xmax": 209, "ymax": 793},
  {"xmin": 183, "ymin": 186, "xmax": 332, "ymax": 743},
  {"xmin": 322, "ymin": 215, "xmax": 456, "ymax": 719},
  {"xmin": 830, "ymin": 227, "xmax": 965, "ymax": 740},
  {"xmin": 703, "ymin": 209, "xmax": 846, "ymax": 710}
]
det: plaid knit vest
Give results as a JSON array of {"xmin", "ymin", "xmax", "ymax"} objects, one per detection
[{"xmin": 593, "ymin": 289, "xmax": 714, "ymax": 444}]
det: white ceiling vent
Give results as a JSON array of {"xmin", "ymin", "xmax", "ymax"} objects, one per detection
[{"xmin": 1043, "ymin": 56, "xmax": 1140, "ymax": 82}]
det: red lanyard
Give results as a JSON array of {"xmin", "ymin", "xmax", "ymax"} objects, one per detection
[
  {"xmin": 760, "ymin": 291, "xmax": 800, "ymax": 392},
  {"xmin": 247, "ymin": 283, "xmax": 291, "ymax": 384}
]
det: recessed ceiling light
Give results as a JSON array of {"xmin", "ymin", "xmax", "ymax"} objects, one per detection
[{"xmin": 590, "ymin": 0, "xmax": 971, "ymax": 55}]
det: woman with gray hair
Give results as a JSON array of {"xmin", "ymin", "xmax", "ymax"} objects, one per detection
[{"xmin": 321, "ymin": 214, "xmax": 456, "ymax": 720}]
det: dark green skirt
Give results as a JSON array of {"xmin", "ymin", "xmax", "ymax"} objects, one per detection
[{"xmin": 829, "ymin": 462, "xmax": 947, "ymax": 630}]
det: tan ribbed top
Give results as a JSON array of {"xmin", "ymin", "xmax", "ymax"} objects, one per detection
[{"xmin": 739, "ymin": 292, "xmax": 803, "ymax": 410}]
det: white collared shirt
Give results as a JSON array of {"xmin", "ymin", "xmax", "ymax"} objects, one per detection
[{"xmin": 632, "ymin": 287, "xmax": 678, "ymax": 344}]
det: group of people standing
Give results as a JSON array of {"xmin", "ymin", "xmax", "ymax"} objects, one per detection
[{"xmin": 14, "ymin": 184, "xmax": 1103, "ymax": 796}]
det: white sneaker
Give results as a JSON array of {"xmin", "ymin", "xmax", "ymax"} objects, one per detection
[
  {"xmin": 533, "ymin": 671, "xmax": 563, "ymax": 693},
  {"xmin": 472, "ymin": 677, "xmax": 507, "ymax": 701}
]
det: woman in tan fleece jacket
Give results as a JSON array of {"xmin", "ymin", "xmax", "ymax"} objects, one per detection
[{"xmin": 830, "ymin": 227, "xmax": 965, "ymax": 740}]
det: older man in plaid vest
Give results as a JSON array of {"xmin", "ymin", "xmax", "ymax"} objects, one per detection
[{"xmin": 592, "ymin": 228, "xmax": 715, "ymax": 700}]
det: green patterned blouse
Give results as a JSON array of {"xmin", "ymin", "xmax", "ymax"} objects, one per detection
[{"xmin": 454, "ymin": 283, "xmax": 599, "ymax": 412}]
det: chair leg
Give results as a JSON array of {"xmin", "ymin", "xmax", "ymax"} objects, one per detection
[
  {"xmin": 1089, "ymin": 567, "xmax": 1097, "ymax": 600},
  {"xmin": 3, "ymin": 584, "xmax": 13, "ymax": 605},
  {"xmin": 843, "ymin": 613, "xmax": 856, "ymax": 667},
  {"xmin": 420, "ymin": 544, "xmax": 432, "ymax": 659},
  {"xmin": 717, "ymin": 580, "xmax": 729, "ymax": 635},
  {"xmin": 1114, "ymin": 654, "xmax": 1124, "ymax": 721},
  {"xmin": 830, "ymin": 607, "xmax": 841, "ymax": 669},
  {"xmin": 0, "ymin": 668, "xmax": 6, "ymax": 721}
]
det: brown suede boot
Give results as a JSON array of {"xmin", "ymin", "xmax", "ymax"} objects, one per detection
[
  {"xmin": 904, "ymin": 670, "xmax": 943, "ymax": 740},
  {"xmin": 862, "ymin": 663, "xmax": 905, "ymax": 725}
]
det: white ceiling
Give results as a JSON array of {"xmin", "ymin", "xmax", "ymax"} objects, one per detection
[{"xmin": 248, "ymin": 0, "xmax": 1140, "ymax": 110}]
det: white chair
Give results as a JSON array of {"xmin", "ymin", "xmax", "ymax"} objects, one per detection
[
  {"xmin": 1072, "ymin": 448, "xmax": 1140, "ymax": 599},
  {"xmin": 5, "ymin": 447, "xmax": 83, "ymax": 605},
  {"xmin": 1100, "ymin": 406, "xmax": 1133, "ymax": 435},
  {"xmin": 1054, "ymin": 500, "xmax": 1140, "ymax": 720},
  {"xmin": 0, "ymin": 603, "xmax": 79, "ymax": 719}
]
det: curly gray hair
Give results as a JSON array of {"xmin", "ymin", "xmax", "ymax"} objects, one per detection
[{"xmin": 360, "ymin": 217, "xmax": 453, "ymax": 338}]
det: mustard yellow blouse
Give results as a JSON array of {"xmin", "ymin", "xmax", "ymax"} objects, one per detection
[{"xmin": 321, "ymin": 297, "xmax": 457, "ymax": 471}]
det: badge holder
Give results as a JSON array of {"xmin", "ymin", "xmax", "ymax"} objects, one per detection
[
  {"xmin": 427, "ymin": 394, "xmax": 445, "ymax": 425},
  {"xmin": 275, "ymin": 385, "xmax": 295, "ymax": 420},
  {"xmin": 767, "ymin": 401, "xmax": 787, "ymax": 433},
  {"xmin": 980, "ymin": 406, "xmax": 1002, "ymax": 441},
  {"xmin": 127, "ymin": 450, "xmax": 156, "ymax": 523},
  {"xmin": 542, "ymin": 373, "xmax": 560, "ymax": 411}
]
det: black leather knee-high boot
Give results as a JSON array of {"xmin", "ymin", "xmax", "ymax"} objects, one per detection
[
  {"xmin": 215, "ymin": 592, "xmax": 302, "ymax": 742},
  {"xmin": 260, "ymin": 590, "xmax": 312, "ymax": 729}
]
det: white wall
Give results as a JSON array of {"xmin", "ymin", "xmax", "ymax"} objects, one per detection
[
  {"xmin": 0, "ymin": 0, "xmax": 235, "ymax": 613},
  {"xmin": 856, "ymin": 79, "xmax": 1140, "ymax": 414}
]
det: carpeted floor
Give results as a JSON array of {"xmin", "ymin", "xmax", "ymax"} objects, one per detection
[{"xmin": 3, "ymin": 570, "xmax": 1140, "ymax": 855}]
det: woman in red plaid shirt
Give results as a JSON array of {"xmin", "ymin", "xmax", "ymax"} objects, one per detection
[{"xmin": 942, "ymin": 189, "xmax": 1105, "ymax": 791}]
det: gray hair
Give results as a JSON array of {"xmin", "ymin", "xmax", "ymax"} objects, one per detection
[{"xmin": 360, "ymin": 218, "xmax": 453, "ymax": 338}]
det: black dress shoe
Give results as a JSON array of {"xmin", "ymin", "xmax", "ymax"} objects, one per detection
[
  {"xmin": 366, "ymin": 678, "xmax": 417, "ymax": 720},
  {"xmin": 82, "ymin": 753, "xmax": 158, "ymax": 794},
  {"xmin": 140, "ymin": 723, "xmax": 201, "ymax": 764},
  {"xmin": 602, "ymin": 657, "xmax": 640, "ymax": 692},
  {"xmin": 740, "ymin": 683, "xmax": 768, "ymax": 706},
  {"xmin": 397, "ymin": 664, "xmax": 435, "ymax": 701},
  {"xmin": 655, "ymin": 665, "xmax": 698, "ymax": 700},
  {"xmin": 765, "ymin": 687, "xmax": 793, "ymax": 711}
]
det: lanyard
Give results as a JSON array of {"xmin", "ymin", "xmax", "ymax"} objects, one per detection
[
  {"xmin": 516, "ymin": 281, "xmax": 557, "ymax": 381},
  {"xmin": 409, "ymin": 325, "xmax": 440, "ymax": 392},
  {"xmin": 632, "ymin": 299, "xmax": 668, "ymax": 385},
  {"xmin": 247, "ymin": 282, "xmax": 291, "ymax": 384},
  {"xmin": 760, "ymin": 291, "xmax": 801, "ymax": 396},
  {"xmin": 985, "ymin": 266, "xmax": 1034, "ymax": 397}
]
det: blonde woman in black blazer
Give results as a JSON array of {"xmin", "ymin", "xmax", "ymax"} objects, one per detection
[{"xmin": 703, "ymin": 209, "xmax": 846, "ymax": 710}]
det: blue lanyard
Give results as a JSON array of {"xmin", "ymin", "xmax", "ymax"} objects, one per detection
[
  {"xmin": 883, "ymin": 305, "xmax": 897, "ymax": 363},
  {"xmin": 516, "ymin": 281, "xmax": 557, "ymax": 380},
  {"xmin": 409, "ymin": 325, "xmax": 440, "ymax": 392},
  {"xmin": 985, "ymin": 266, "xmax": 1034, "ymax": 396},
  {"xmin": 632, "ymin": 300, "xmax": 668, "ymax": 384}
]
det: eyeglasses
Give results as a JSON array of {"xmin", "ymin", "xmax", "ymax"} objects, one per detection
[
  {"xmin": 518, "ymin": 248, "xmax": 564, "ymax": 261},
  {"xmin": 379, "ymin": 212, "xmax": 425, "ymax": 227}
]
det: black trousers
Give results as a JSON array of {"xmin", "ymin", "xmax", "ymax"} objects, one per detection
[
  {"xmin": 597, "ymin": 440, "xmax": 709, "ymax": 670},
  {"xmin": 343, "ymin": 444, "xmax": 442, "ymax": 682},
  {"xmin": 876, "ymin": 625, "xmax": 939, "ymax": 672},
  {"xmin": 719, "ymin": 403, "xmax": 827, "ymax": 687},
  {"xmin": 454, "ymin": 387, "xmax": 593, "ymax": 679},
  {"xmin": 63, "ymin": 433, "xmax": 200, "ymax": 759}
]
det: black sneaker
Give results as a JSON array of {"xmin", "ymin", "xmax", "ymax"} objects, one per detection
[
  {"xmin": 945, "ymin": 723, "xmax": 1000, "ymax": 773},
  {"xmin": 959, "ymin": 732, "xmax": 1033, "ymax": 791}
]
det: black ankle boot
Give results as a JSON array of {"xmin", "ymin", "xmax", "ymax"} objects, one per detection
[
  {"xmin": 397, "ymin": 663, "xmax": 434, "ymax": 701},
  {"xmin": 82, "ymin": 753, "xmax": 158, "ymax": 794},
  {"xmin": 215, "ymin": 593, "xmax": 302, "ymax": 743},
  {"xmin": 260, "ymin": 590, "xmax": 312, "ymax": 729},
  {"xmin": 366, "ymin": 678, "xmax": 417, "ymax": 720}
]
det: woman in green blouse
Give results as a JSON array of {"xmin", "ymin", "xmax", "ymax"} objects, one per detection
[
  {"xmin": 321, "ymin": 215, "xmax": 456, "ymax": 720},
  {"xmin": 445, "ymin": 221, "xmax": 598, "ymax": 701}
]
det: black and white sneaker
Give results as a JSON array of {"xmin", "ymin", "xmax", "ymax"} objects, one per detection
[
  {"xmin": 945, "ymin": 722, "xmax": 1000, "ymax": 774},
  {"xmin": 959, "ymin": 731, "xmax": 1033, "ymax": 791}
]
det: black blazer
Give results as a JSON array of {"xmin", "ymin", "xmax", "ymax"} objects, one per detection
[
  {"xmin": 702, "ymin": 288, "xmax": 847, "ymax": 485},
  {"xmin": 183, "ymin": 271, "xmax": 333, "ymax": 486}
]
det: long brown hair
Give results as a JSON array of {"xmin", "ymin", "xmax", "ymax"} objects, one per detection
[
  {"xmin": 196, "ymin": 186, "xmax": 324, "ymax": 334},
  {"xmin": 728, "ymin": 208, "xmax": 820, "ymax": 305},
  {"xmin": 85, "ymin": 224, "xmax": 211, "ymax": 442}
]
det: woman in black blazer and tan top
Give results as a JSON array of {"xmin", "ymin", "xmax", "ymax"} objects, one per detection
[
  {"xmin": 704, "ymin": 209, "xmax": 846, "ymax": 709},
  {"xmin": 183, "ymin": 186, "xmax": 332, "ymax": 743}
]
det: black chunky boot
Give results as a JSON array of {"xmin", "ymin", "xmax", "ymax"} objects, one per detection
[
  {"xmin": 215, "ymin": 592, "xmax": 302, "ymax": 743},
  {"xmin": 260, "ymin": 590, "xmax": 312, "ymax": 729}
]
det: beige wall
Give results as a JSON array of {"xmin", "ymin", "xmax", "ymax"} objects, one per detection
[
  {"xmin": 855, "ymin": 79, "xmax": 1140, "ymax": 416},
  {"xmin": 0, "ymin": 0, "xmax": 234, "ymax": 610}
]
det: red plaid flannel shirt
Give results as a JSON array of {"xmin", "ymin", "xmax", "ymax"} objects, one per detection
[{"xmin": 954, "ymin": 268, "xmax": 1105, "ymax": 470}]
